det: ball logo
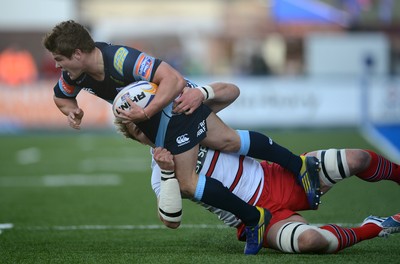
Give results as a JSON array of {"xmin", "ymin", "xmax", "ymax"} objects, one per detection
[
  {"xmin": 113, "ymin": 81, "xmax": 158, "ymax": 115},
  {"xmin": 176, "ymin": 134, "xmax": 189, "ymax": 145},
  {"xmin": 141, "ymin": 82, "xmax": 158, "ymax": 95},
  {"xmin": 119, "ymin": 91, "xmax": 148, "ymax": 111}
]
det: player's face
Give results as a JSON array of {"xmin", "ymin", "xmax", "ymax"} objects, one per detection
[{"xmin": 52, "ymin": 52, "xmax": 84, "ymax": 80}]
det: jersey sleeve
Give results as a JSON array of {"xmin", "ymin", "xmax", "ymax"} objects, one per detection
[
  {"xmin": 120, "ymin": 47, "xmax": 162, "ymax": 82},
  {"xmin": 53, "ymin": 71, "xmax": 82, "ymax": 99},
  {"xmin": 151, "ymin": 161, "xmax": 161, "ymax": 198},
  {"xmin": 150, "ymin": 148, "xmax": 161, "ymax": 198}
]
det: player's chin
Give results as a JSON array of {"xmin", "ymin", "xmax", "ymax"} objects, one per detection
[{"xmin": 66, "ymin": 70, "xmax": 80, "ymax": 80}]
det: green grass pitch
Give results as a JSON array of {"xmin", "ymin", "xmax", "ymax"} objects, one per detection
[{"xmin": 0, "ymin": 128, "xmax": 399, "ymax": 263}]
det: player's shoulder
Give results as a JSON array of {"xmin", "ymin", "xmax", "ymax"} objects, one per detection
[{"xmin": 96, "ymin": 42, "xmax": 140, "ymax": 54}]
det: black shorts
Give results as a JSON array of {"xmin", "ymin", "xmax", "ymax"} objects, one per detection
[{"xmin": 164, "ymin": 104, "xmax": 212, "ymax": 154}]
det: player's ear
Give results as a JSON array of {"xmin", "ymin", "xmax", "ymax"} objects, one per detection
[{"xmin": 72, "ymin": 49, "xmax": 83, "ymax": 60}]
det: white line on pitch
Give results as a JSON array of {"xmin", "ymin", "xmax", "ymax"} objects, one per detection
[
  {"xmin": 0, "ymin": 223, "xmax": 13, "ymax": 229},
  {"xmin": 0, "ymin": 174, "xmax": 121, "ymax": 187},
  {"xmin": 23, "ymin": 224, "xmax": 228, "ymax": 231},
  {"xmin": 10, "ymin": 223, "xmax": 358, "ymax": 232},
  {"xmin": 42, "ymin": 174, "xmax": 121, "ymax": 187},
  {"xmin": 0, "ymin": 223, "xmax": 13, "ymax": 235}
]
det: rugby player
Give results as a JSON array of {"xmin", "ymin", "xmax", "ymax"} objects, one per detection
[
  {"xmin": 150, "ymin": 145, "xmax": 400, "ymax": 254},
  {"xmin": 44, "ymin": 20, "xmax": 320, "ymax": 254},
  {"xmin": 115, "ymin": 84, "xmax": 400, "ymax": 254}
]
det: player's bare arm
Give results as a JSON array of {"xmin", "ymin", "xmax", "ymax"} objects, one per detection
[
  {"xmin": 203, "ymin": 82, "xmax": 240, "ymax": 113},
  {"xmin": 174, "ymin": 82, "xmax": 240, "ymax": 114},
  {"xmin": 53, "ymin": 96, "xmax": 84, "ymax": 130},
  {"xmin": 153, "ymin": 147, "xmax": 183, "ymax": 227},
  {"xmin": 136, "ymin": 62, "xmax": 186, "ymax": 121}
]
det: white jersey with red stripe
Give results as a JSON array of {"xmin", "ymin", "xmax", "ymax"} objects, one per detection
[{"xmin": 151, "ymin": 146, "xmax": 264, "ymax": 227}]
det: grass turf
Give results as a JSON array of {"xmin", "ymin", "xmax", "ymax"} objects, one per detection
[{"xmin": 0, "ymin": 128, "xmax": 399, "ymax": 263}]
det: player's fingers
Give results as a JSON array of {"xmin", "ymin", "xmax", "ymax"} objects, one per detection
[
  {"xmin": 174, "ymin": 96, "xmax": 182, "ymax": 104},
  {"xmin": 115, "ymin": 108, "xmax": 130, "ymax": 120},
  {"xmin": 69, "ymin": 120, "xmax": 80, "ymax": 129},
  {"xmin": 153, "ymin": 147, "xmax": 164, "ymax": 157},
  {"xmin": 68, "ymin": 115, "xmax": 76, "ymax": 125},
  {"xmin": 173, "ymin": 101, "xmax": 183, "ymax": 113},
  {"xmin": 125, "ymin": 97, "xmax": 133, "ymax": 105}
]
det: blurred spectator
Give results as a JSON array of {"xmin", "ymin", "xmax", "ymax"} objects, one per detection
[
  {"xmin": 247, "ymin": 53, "xmax": 271, "ymax": 76},
  {"xmin": 0, "ymin": 46, "xmax": 38, "ymax": 86}
]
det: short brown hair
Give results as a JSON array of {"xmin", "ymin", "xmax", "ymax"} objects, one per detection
[{"xmin": 43, "ymin": 20, "xmax": 96, "ymax": 58}]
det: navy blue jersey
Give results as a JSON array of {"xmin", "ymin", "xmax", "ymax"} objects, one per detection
[
  {"xmin": 53, "ymin": 42, "xmax": 162, "ymax": 103},
  {"xmin": 52, "ymin": 41, "xmax": 210, "ymax": 154}
]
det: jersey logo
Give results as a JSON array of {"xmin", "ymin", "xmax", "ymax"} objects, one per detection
[
  {"xmin": 176, "ymin": 134, "xmax": 190, "ymax": 146},
  {"xmin": 58, "ymin": 77, "xmax": 78, "ymax": 97},
  {"xmin": 133, "ymin": 53, "xmax": 155, "ymax": 81},
  {"xmin": 197, "ymin": 120, "xmax": 206, "ymax": 137},
  {"xmin": 114, "ymin": 47, "xmax": 128, "ymax": 76}
]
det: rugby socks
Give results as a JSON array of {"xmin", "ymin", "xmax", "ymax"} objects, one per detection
[
  {"xmin": 194, "ymin": 174, "xmax": 261, "ymax": 226},
  {"xmin": 236, "ymin": 130, "xmax": 302, "ymax": 176},
  {"xmin": 320, "ymin": 224, "xmax": 382, "ymax": 253},
  {"xmin": 356, "ymin": 150, "xmax": 400, "ymax": 185}
]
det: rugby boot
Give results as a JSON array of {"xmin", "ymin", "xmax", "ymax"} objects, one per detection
[
  {"xmin": 298, "ymin": 156, "xmax": 321, "ymax": 210},
  {"xmin": 362, "ymin": 213, "xmax": 400, "ymax": 238},
  {"xmin": 244, "ymin": 207, "xmax": 271, "ymax": 255}
]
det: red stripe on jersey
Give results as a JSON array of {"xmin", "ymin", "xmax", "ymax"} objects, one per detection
[
  {"xmin": 247, "ymin": 180, "xmax": 262, "ymax": 206},
  {"xmin": 205, "ymin": 151, "xmax": 220, "ymax": 177},
  {"xmin": 229, "ymin": 155, "xmax": 245, "ymax": 192}
]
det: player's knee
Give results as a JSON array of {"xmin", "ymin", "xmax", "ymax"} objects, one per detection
[
  {"xmin": 217, "ymin": 136, "xmax": 240, "ymax": 152},
  {"xmin": 176, "ymin": 181, "xmax": 193, "ymax": 198},
  {"xmin": 297, "ymin": 229, "xmax": 329, "ymax": 253},
  {"xmin": 276, "ymin": 222, "xmax": 330, "ymax": 253},
  {"xmin": 347, "ymin": 149, "xmax": 371, "ymax": 173},
  {"xmin": 174, "ymin": 171, "xmax": 197, "ymax": 198},
  {"xmin": 204, "ymin": 131, "xmax": 240, "ymax": 152}
]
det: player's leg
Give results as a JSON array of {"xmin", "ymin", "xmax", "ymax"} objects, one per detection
[
  {"xmin": 319, "ymin": 212, "xmax": 400, "ymax": 253},
  {"xmin": 202, "ymin": 112, "xmax": 303, "ymax": 174},
  {"xmin": 173, "ymin": 145, "xmax": 271, "ymax": 255},
  {"xmin": 309, "ymin": 149, "xmax": 400, "ymax": 194},
  {"xmin": 354, "ymin": 149, "xmax": 400, "ymax": 184},
  {"xmin": 267, "ymin": 212, "xmax": 400, "ymax": 254},
  {"xmin": 267, "ymin": 215, "xmax": 336, "ymax": 253},
  {"xmin": 202, "ymin": 112, "xmax": 321, "ymax": 208}
]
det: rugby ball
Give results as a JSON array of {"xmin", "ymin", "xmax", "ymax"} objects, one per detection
[{"xmin": 113, "ymin": 81, "xmax": 158, "ymax": 115}]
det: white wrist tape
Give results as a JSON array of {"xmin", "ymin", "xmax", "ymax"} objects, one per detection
[
  {"xmin": 196, "ymin": 85, "xmax": 215, "ymax": 101},
  {"xmin": 159, "ymin": 170, "xmax": 182, "ymax": 222}
]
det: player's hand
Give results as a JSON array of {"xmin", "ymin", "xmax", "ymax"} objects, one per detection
[
  {"xmin": 114, "ymin": 97, "xmax": 149, "ymax": 123},
  {"xmin": 67, "ymin": 108, "xmax": 84, "ymax": 130},
  {"xmin": 153, "ymin": 147, "xmax": 175, "ymax": 171},
  {"xmin": 173, "ymin": 87, "xmax": 203, "ymax": 115}
]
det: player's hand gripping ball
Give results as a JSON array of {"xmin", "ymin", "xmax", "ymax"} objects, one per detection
[{"xmin": 113, "ymin": 81, "xmax": 158, "ymax": 116}]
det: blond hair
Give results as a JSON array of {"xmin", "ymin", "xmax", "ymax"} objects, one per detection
[{"xmin": 113, "ymin": 118, "xmax": 138, "ymax": 142}]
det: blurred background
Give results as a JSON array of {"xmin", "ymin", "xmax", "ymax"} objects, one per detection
[{"xmin": 0, "ymin": 0, "xmax": 399, "ymax": 158}]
